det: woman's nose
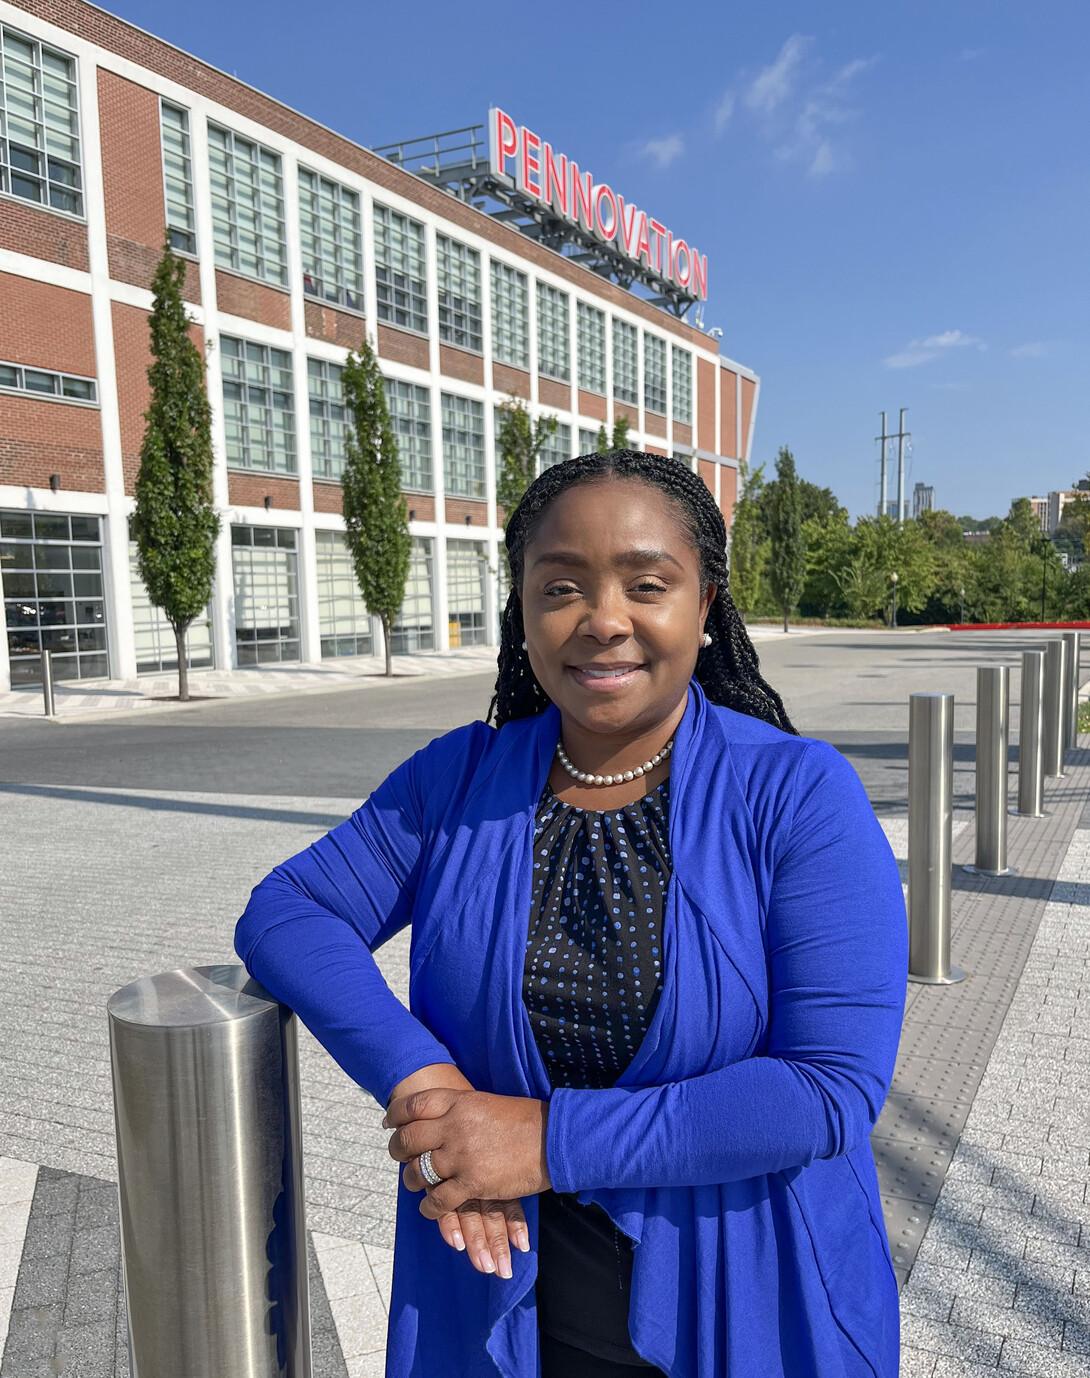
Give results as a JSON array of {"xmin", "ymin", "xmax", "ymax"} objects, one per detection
[{"xmin": 579, "ymin": 591, "xmax": 633, "ymax": 642}]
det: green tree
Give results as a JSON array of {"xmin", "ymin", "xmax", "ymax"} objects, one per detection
[
  {"xmin": 341, "ymin": 339, "xmax": 411, "ymax": 677},
  {"xmin": 767, "ymin": 446, "xmax": 807, "ymax": 632},
  {"xmin": 728, "ymin": 461, "xmax": 765, "ymax": 621},
  {"xmin": 595, "ymin": 415, "xmax": 631, "ymax": 454},
  {"xmin": 801, "ymin": 508, "xmax": 853, "ymax": 617},
  {"xmin": 131, "ymin": 239, "xmax": 219, "ymax": 702},
  {"xmin": 496, "ymin": 399, "xmax": 558, "ymax": 522}
]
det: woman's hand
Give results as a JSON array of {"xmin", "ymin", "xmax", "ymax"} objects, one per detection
[{"xmin": 384, "ymin": 1086, "xmax": 551, "ymax": 1219}]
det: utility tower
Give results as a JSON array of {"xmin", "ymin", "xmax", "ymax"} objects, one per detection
[{"xmin": 876, "ymin": 409, "xmax": 911, "ymax": 522}]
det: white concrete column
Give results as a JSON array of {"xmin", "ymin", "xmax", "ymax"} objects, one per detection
[
  {"xmin": 424, "ymin": 224, "xmax": 449, "ymax": 651},
  {"xmin": 480, "ymin": 260, "xmax": 500, "ymax": 645}
]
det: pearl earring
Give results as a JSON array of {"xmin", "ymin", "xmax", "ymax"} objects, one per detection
[
  {"xmin": 521, "ymin": 640, "xmax": 527, "ymax": 650},
  {"xmin": 702, "ymin": 631, "xmax": 713, "ymax": 647}
]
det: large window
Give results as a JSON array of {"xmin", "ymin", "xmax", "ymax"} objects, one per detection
[
  {"xmin": 437, "ymin": 236, "xmax": 482, "ymax": 352},
  {"xmin": 390, "ymin": 537, "xmax": 434, "ymax": 653},
  {"xmin": 537, "ymin": 283, "xmax": 570, "ymax": 382},
  {"xmin": 308, "ymin": 358, "xmax": 347, "ymax": 481},
  {"xmin": 160, "ymin": 101, "xmax": 195, "ymax": 255},
  {"xmin": 299, "ymin": 168, "xmax": 363, "ymax": 311},
  {"xmin": 384, "ymin": 378, "xmax": 432, "ymax": 492},
  {"xmin": 490, "ymin": 261, "xmax": 529, "ymax": 369},
  {"xmin": 446, "ymin": 539, "xmax": 488, "ymax": 647},
  {"xmin": 315, "ymin": 529, "xmax": 372, "ymax": 658},
  {"xmin": 539, "ymin": 422, "xmax": 571, "ymax": 472},
  {"xmin": 0, "ymin": 26, "xmax": 82, "ymax": 216},
  {"xmin": 373, "ymin": 204, "xmax": 427, "ymax": 334},
  {"xmin": 644, "ymin": 333, "xmax": 667, "ymax": 416},
  {"xmin": 208, "ymin": 125, "xmax": 287, "ymax": 285},
  {"xmin": 612, "ymin": 319, "xmax": 638, "ymax": 405},
  {"xmin": 221, "ymin": 336, "xmax": 296, "ymax": 473},
  {"xmin": 1, "ymin": 510, "xmax": 106, "ymax": 686},
  {"xmin": 230, "ymin": 525, "xmax": 300, "ymax": 664},
  {"xmin": 441, "ymin": 393, "xmax": 485, "ymax": 499},
  {"xmin": 578, "ymin": 426, "xmax": 600, "ymax": 454},
  {"xmin": 577, "ymin": 302, "xmax": 606, "ymax": 395},
  {"xmin": 129, "ymin": 541, "xmax": 211, "ymax": 674},
  {"xmin": 0, "ymin": 359, "xmax": 95, "ymax": 403},
  {"xmin": 672, "ymin": 347, "xmax": 692, "ymax": 425}
]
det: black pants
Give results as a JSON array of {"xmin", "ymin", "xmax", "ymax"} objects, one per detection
[{"xmin": 539, "ymin": 1331, "xmax": 668, "ymax": 1378}]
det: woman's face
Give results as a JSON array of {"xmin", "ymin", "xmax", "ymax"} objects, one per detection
[{"xmin": 520, "ymin": 477, "xmax": 716, "ymax": 742}]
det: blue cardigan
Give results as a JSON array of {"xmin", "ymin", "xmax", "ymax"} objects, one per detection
[{"xmin": 236, "ymin": 678, "xmax": 908, "ymax": 1378}]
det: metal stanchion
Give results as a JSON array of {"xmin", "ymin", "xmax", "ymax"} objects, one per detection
[
  {"xmin": 1017, "ymin": 649, "xmax": 1046, "ymax": 817},
  {"xmin": 908, "ymin": 692, "xmax": 966, "ymax": 984},
  {"xmin": 1042, "ymin": 638, "xmax": 1067, "ymax": 778},
  {"xmin": 108, "ymin": 965, "xmax": 311, "ymax": 1378},
  {"xmin": 41, "ymin": 649, "xmax": 56, "ymax": 717},
  {"xmin": 1062, "ymin": 630, "xmax": 1081, "ymax": 751},
  {"xmin": 963, "ymin": 665, "xmax": 1014, "ymax": 876}
]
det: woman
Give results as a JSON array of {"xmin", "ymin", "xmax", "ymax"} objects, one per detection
[{"xmin": 236, "ymin": 450, "xmax": 907, "ymax": 1378}]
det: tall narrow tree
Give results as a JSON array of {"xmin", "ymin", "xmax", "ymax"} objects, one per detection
[
  {"xmin": 728, "ymin": 460, "xmax": 765, "ymax": 622},
  {"xmin": 767, "ymin": 445, "xmax": 807, "ymax": 632},
  {"xmin": 496, "ymin": 399, "xmax": 558, "ymax": 523},
  {"xmin": 596, "ymin": 415, "xmax": 631, "ymax": 454},
  {"xmin": 131, "ymin": 239, "xmax": 218, "ymax": 702},
  {"xmin": 340, "ymin": 340, "xmax": 411, "ymax": 676}
]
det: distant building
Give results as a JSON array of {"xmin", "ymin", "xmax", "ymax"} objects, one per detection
[
  {"xmin": 912, "ymin": 483, "xmax": 934, "ymax": 518},
  {"xmin": 1028, "ymin": 497, "xmax": 1050, "ymax": 533},
  {"xmin": 1048, "ymin": 483, "xmax": 1090, "ymax": 534}
]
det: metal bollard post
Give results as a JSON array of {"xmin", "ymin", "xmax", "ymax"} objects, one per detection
[
  {"xmin": 1042, "ymin": 638, "xmax": 1068, "ymax": 778},
  {"xmin": 963, "ymin": 666, "xmax": 1014, "ymax": 876},
  {"xmin": 41, "ymin": 648, "xmax": 56, "ymax": 717},
  {"xmin": 1062, "ymin": 630, "xmax": 1081, "ymax": 751},
  {"xmin": 1017, "ymin": 649, "xmax": 1046, "ymax": 817},
  {"xmin": 108, "ymin": 965, "xmax": 311, "ymax": 1378},
  {"xmin": 907, "ymin": 693, "xmax": 966, "ymax": 984}
]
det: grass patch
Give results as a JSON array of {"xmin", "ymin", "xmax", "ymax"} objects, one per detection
[{"xmin": 1078, "ymin": 700, "xmax": 1090, "ymax": 735}]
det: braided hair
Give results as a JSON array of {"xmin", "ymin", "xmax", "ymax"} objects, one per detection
[{"xmin": 486, "ymin": 448, "xmax": 796, "ymax": 734}]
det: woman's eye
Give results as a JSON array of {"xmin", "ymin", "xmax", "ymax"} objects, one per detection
[
  {"xmin": 634, "ymin": 582, "xmax": 667, "ymax": 594},
  {"xmin": 544, "ymin": 584, "xmax": 578, "ymax": 597}
]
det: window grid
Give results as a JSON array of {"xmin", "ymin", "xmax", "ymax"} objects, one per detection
[
  {"xmin": 672, "ymin": 347, "xmax": 693, "ymax": 425},
  {"xmin": 373, "ymin": 204, "xmax": 427, "ymax": 334},
  {"xmin": 160, "ymin": 101, "xmax": 195, "ymax": 255},
  {"xmin": 207, "ymin": 124, "xmax": 287, "ymax": 285},
  {"xmin": 0, "ymin": 510, "xmax": 106, "ymax": 686},
  {"xmin": 441, "ymin": 393, "xmax": 486, "ymax": 499},
  {"xmin": 576, "ymin": 302, "xmax": 606, "ymax": 395},
  {"xmin": 384, "ymin": 379, "xmax": 433, "ymax": 492},
  {"xmin": 221, "ymin": 336, "xmax": 296, "ymax": 473},
  {"xmin": 299, "ymin": 167, "xmax": 363, "ymax": 311},
  {"xmin": 644, "ymin": 334, "xmax": 667, "ymax": 416},
  {"xmin": 536, "ymin": 282, "xmax": 570, "ymax": 382},
  {"xmin": 539, "ymin": 422, "xmax": 571, "ymax": 472},
  {"xmin": 490, "ymin": 261, "xmax": 529, "ymax": 369},
  {"xmin": 578, "ymin": 427, "xmax": 599, "ymax": 455},
  {"xmin": 391, "ymin": 537, "xmax": 435, "ymax": 653},
  {"xmin": 308, "ymin": 358, "xmax": 347, "ymax": 481},
  {"xmin": 230, "ymin": 524, "xmax": 300, "ymax": 664},
  {"xmin": 436, "ymin": 235, "xmax": 482, "ymax": 352},
  {"xmin": 612, "ymin": 319, "xmax": 638, "ymax": 405},
  {"xmin": 446, "ymin": 538, "xmax": 488, "ymax": 647},
  {"xmin": 315, "ymin": 528, "xmax": 373, "ymax": 658},
  {"xmin": 0, "ymin": 26, "xmax": 82, "ymax": 215},
  {"xmin": 128, "ymin": 540, "xmax": 211, "ymax": 674},
  {"xmin": 0, "ymin": 359, "xmax": 95, "ymax": 403}
]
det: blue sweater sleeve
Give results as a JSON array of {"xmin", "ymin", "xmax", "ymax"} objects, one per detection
[
  {"xmin": 234, "ymin": 741, "xmax": 461, "ymax": 1108},
  {"xmin": 545, "ymin": 740, "xmax": 908, "ymax": 1192}
]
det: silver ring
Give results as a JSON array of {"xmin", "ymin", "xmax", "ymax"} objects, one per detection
[{"xmin": 419, "ymin": 1149, "xmax": 444, "ymax": 1188}]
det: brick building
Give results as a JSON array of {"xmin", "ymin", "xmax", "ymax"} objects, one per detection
[{"xmin": 0, "ymin": 0, "xmax": 759, "ymax": 690}]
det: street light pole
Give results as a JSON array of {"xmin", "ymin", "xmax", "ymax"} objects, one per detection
[
  {"xmin": 891, "ymin": 571, "xmax": 899, "ymax": 629},
  {"xmin": 960, "ymin": 585, "xmax": 966, "ymax": 624}
]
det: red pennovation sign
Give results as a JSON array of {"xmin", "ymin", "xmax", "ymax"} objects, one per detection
[{"xmin": 489, "ymin": 107, "xmax": 708, "ymax": 302}]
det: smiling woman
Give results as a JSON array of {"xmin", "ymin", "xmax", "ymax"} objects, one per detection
[{"xmin": 236, "ymin": 450, "xmax": 908, "ymax": 1378}]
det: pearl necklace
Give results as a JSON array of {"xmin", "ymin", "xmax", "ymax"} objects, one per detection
[{"xmin": 555, "ymin": 735, "xmax": 675, "ymax": 786}]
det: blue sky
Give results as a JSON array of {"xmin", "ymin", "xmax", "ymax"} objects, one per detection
[{"xmin": 108, "ymin": 0, "xmax": 1088, "ymax": 519}]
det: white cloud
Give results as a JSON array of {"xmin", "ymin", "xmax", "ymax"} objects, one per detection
[
  {"xmin": 713, "ymin": 91, "xmax": 735, "ymax": 135},
  {"xmin": 1011, "ymin": 341, "xmax": 1048, "ymax": 358},
  {"xmin": 961, "ymin": 47, "xmax": 986, "ymax": 61},
  {"xmin": 884, "ymin": 330, "xmax": 985, "ymax": 369},
  {"xmin": 744, "ymin": 34, "xmax": 811, "ymax": 115},
  {"xmin": 640, "ymin": 135, "xmax": 684, "ymax": 169}
]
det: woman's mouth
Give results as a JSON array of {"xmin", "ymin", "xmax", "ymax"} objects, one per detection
[{"xmin": 567, "ymin": 664, "xmax": 647, "ymax": 691}]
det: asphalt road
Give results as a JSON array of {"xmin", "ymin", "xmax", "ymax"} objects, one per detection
[{"xmin": 0, "ymin": 628, "xmax": 1077, "ymax": 813}]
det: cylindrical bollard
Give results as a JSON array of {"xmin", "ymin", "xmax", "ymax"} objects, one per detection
[
  {"xmin": 964, "ymin": 666, "xmax": 1013, "ymax": 875},
  {"xmin": 1042, "ymin": 638, "xmax": 1068, "ymax": 777},
  {"xmin": 41, "ymin": 648, "xmax": 56, "ymax": 717},
  {"xmin": 108, "ymin": 964, "xmax": 311, "ymax": 1378},
  {"xmin": 908, "ymin": 693, "xmax": 966, "ymax": 984},
  {"xmin": 1062, "ymin": 630, "xmax": 1081, "ymax": 751},
  {"xmin": 1018, "ymin": 649, "xmax": 1046, "ymax": 817}
]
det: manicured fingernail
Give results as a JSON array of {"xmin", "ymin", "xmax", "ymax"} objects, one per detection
[
  {"xmin": 516, "ymin": 1231, "xmax": 530, "ymax": 1252},
  {"xmin": 452, "ymin": 1230, "xmax": 465, "ymax": 1251},
  {"xmin": 380, "ymin": 1115, "xmax": 387, "ymax": 1128},
  {"xmin": 498, "ymin": 1257, "xmax": 513, "ymax": 1279},
  {"xmin": 480, "ymin": 1252, "xmax": 495, "ymax": 1273}
]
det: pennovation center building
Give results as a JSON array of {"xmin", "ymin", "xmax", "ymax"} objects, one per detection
[{"xmin": 0, "ymin": 0, "xmax": 760, "ymax": 691}]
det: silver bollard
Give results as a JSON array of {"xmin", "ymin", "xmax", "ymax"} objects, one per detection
[
  {"xmin": 41, "ymin": 648, "xmax": 56, "ymax": 717},
  {"xmin": 108, "ymin": 965, "xmax": 311, "ymax": 1378},
  {"xmin": 1062, "ymin": 630, "xmax": 1081, "ymax": 751},
  {"xmin": 907, "ymin": 693, "xmax": 966, "ymax": 984},
  {"xmin": 1017, "ymin": 649, "xmax": 1046, "ymax": 817},
  {"xmin": 1042, "ymin": 638, "xmax": 1068, "ymax": 778},
  {"xmin": 963, "ymin": 666, "xmax": 1014, "ymax": 876}
]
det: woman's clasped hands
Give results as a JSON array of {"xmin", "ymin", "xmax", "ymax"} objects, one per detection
[{"xmin": 383, "ymin": 1064, "xmax": 551, "ymax": 1280}]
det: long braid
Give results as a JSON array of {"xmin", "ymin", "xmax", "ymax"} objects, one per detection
[{"xmin": 486, "ymin": 449, "xmax": 797, "ymax": 734}]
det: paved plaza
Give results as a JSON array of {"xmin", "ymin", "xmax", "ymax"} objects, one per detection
[{"xmin": 0, "ymin": 630, "xmax": 1086, "ymax": 1375}]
